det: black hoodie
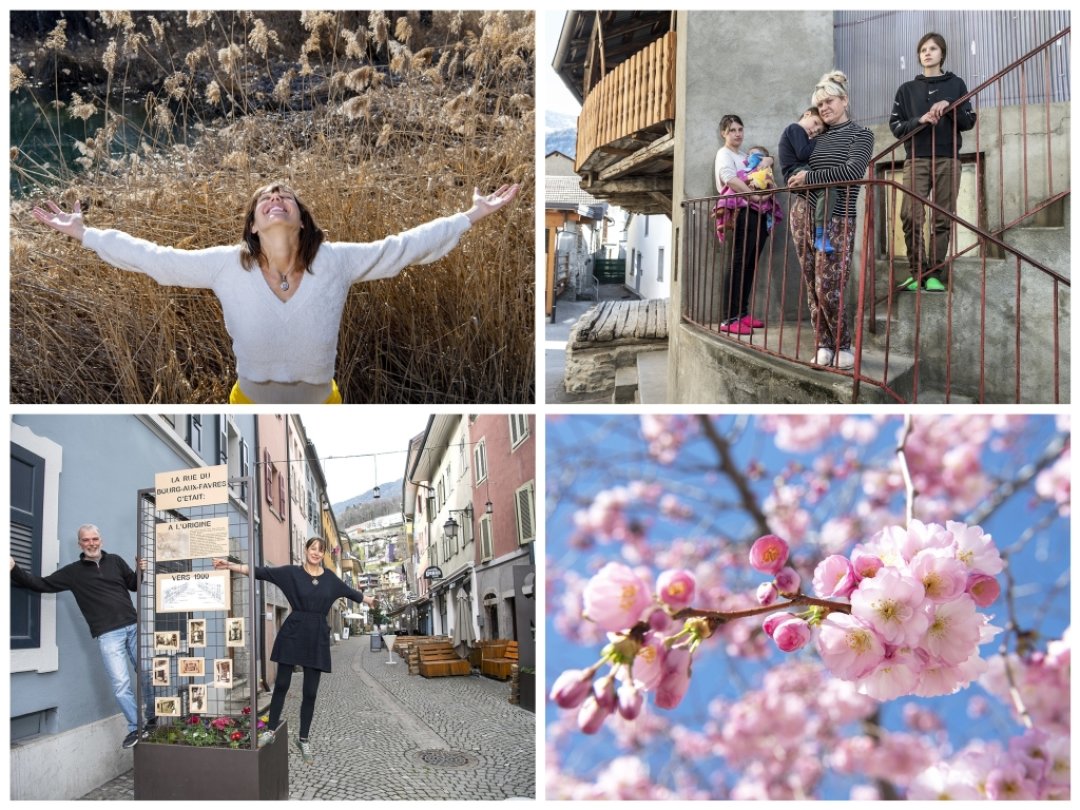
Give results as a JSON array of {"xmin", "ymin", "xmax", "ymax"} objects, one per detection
[{"xmin": 889, "ymin": 71, "xmax": 977, "ymax": 158}]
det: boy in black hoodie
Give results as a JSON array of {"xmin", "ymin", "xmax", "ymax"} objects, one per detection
[{"xmin": 890, "ymin": 32, "xmax": 977, "ymax": 291}]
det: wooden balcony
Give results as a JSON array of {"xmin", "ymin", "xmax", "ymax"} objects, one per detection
[{"xmin": 575, "ymin": 31, "xmax": 676, "ymax": 215}]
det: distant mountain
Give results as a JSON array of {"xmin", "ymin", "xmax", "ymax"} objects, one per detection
[
  {"xmin": 546, "ymin": 110, "xmax": 577, "ymax": 158},
  {"xmin": 333, "ymin": 477, "xmax": 403, "ymax": 513}
]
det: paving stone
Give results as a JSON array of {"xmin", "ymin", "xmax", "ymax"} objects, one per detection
[{"xmin": 78, "ymin": 637, "xmax": 535, "ymax": 800}]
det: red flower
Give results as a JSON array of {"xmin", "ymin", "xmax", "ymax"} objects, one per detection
[
  {"xmin": 241, "ymin": 706, "xmax": 252, "ymax": 716},
  {"xmin": 187, "ymin": 715, "xmax": 201, "ymax": 725},
  {"xmin": 230, "ymin": 731, "xmax": 244, "ymax": 741}
]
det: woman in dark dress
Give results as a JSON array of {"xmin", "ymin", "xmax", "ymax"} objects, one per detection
[{"xmin": 214, "ymin": 536, "xmax": 375, "ymax": 763}]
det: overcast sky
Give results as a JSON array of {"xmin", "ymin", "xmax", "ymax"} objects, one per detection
[
  {"xmin": 545, "ymin": 10, "xmax": 581, "ymax": 118},
  {"xmin": 299, "ymin": 411, "xmax": 431, "ymax": 508}
]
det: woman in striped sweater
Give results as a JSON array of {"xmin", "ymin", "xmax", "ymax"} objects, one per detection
[{"xmin": 788, "ymin": 71, "xmax": 875, "ymax": 370}]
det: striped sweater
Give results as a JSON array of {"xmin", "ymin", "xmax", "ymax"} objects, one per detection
[{"xmin": 804, "ymin": 120, "xmax": 875, "ymax": 218}]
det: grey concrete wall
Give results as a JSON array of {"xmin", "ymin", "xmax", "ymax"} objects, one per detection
[
  {"xmin": 671, "ymin": 10, "xmax": 836, "ymax": 403},
  {"xmin": 866, "ymin": 101, "xmax": 1071, "ymax": 232}
]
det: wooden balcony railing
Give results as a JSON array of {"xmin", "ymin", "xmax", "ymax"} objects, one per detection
[{"xmin": 575, "ymin": 31, "xmax": 676, "ymax": 174}]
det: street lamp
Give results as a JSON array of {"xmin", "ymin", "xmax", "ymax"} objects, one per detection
[{"xmin": 443, "ymin": 504, "xmax": 473, "ymax": 539}]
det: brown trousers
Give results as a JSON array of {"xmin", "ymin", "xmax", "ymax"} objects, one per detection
[
  {"xmin": 791, "ymin": 196, "xmax": 858, "ymax": 352},
  {"xmin": 900, "ymin": 157, "xmax": 960, "ymax": 278}
]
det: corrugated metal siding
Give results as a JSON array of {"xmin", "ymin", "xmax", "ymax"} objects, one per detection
[{"xmin": 834, "ymin": 11, "xmax": 1070, "ymax": 125}]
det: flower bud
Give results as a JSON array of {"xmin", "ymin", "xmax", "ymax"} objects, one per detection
[
  {"xmin": 549, "ymin": 668, "xmax": 592, "ymax": 709},
  {"xmin": 593, "ymin": 674, "xmax": 617, "ymax": 711},
  {"xmin": 756, "ymin": 581, "xmax": 778, "ymax": 606},
  {"xmin": 775, "ymin": 566, "xmax": 801, "ymax": 596},
  {"xmin": 616, "ymin": 683, "xmax": 644, "ymax": 720},
  {"xmin": 749, "ymin": 534, "xmax": 790, "ymax": 575},
  {"xmin": 577, "ymin": 695, "xmax": 612, "ymax": 734},
  {"xmin": 772, "ymin": 616, "xmax": 811, "ymax": 652},
  {"xmin": 654, "ymin": 648, "xmax": 692, "ymax": 710},
  {"xmin": 763, "ymin": 612, "xmax": 797, "ymax": 638}
]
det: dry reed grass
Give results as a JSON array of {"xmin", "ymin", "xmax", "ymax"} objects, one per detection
[{"xmin": 10, "ymin": 11, "xmax": 535, "ymax": 404}]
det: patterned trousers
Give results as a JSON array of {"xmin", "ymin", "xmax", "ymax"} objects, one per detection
[{"xmin": 790, "ymin": 196, "xmax": 857, "ymax": 351}]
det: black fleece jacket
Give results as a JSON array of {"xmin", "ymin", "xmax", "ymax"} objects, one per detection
[
  {"xmin": 11, "ymin": 551, "xmax": 138, "ymax": 638},
  {"xmin": 889, "ymin": 72, "xmax": 977, "ymax": 158}
]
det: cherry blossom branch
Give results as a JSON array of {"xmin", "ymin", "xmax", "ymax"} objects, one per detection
[
  {"xmin": 673, "ymin": 592, "xmax": 852, "ymax": 624},
  {"xmin": 697, "ymin": 416, "xmax": 771, "ymax": 537},
  {"xmin": 967, "ymin": 431, "xmax": 1067, "ymax": 527},
  {"xmin": 895, "ymin": 414, "xmax": 917, "ymax": 525},
  {"xmin": 998, "ymin": 557, "xmax": 1035, "ymax": 729}
]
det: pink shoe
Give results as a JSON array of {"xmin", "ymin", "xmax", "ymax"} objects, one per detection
[
  {"xmin": 739, "ymin": 315, "xmax": 765, "ymax": 329},
  {"xmin": 719, "ymin": 318, "xmax": 754, "ymax": 335}
]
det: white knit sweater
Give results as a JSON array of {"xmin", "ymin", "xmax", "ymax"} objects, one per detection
[{"xmin": 82, "ymin": 213, "xmax": 471, "ymax": 384}]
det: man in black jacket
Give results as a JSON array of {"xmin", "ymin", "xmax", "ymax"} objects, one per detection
[
  {"xmin": 889, "ymin": 32, "xmax": 977, "ymax": 292},
  {"xmin": 11, "ymin": 524, "xmax": 152, "ymax": 749}
]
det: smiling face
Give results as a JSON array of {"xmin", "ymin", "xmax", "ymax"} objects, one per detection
[
  {"xmin": 305, "ymin": 539, "xmax": 325, "ymax": 568},
  {"xmin": 250, "ymin": 185, "xmax": 302, "ymax": 235},
  {"xmin": 78, "ymin": 527, "xmax": 103, "ymax": 561}
]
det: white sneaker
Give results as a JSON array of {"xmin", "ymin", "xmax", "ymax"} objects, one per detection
[
  {"xmin": 835, "ymin": 349, "xmax": 855, "ymax": 370},
  {"xmin": 815, "ymin": 347, "xmax": 834, "ymax": 365}
]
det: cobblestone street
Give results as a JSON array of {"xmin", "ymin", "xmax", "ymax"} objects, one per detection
[{"xmin": 80, "ymin": 636, "xmax": 535, "ymax": 800}]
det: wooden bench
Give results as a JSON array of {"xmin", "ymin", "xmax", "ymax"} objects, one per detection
[
  {"xmin": 418, "ymin": 641, "xmax": 471, "ymax": 678},
  {"xmin": 392, "ymin": 636, "xmax": 450, "ymax": 674},
  {"xmin": 481, "ymin": 639, "xmax": 518, "ymax": 680}
]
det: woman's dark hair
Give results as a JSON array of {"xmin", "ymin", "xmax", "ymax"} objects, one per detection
[
  {"xmin": 239, "ymin": 182, "xmax": 325, "ymax": 273},
  {"xmin": 305, "ymin": 537, "xmax": 326, "ymax": 552},
  {"xmin": 718, "ymin": 114, "xmax": 744, "ymax": 135},
  {"xmin": 917, "ymin": 32, "xmax": 947, "ymax": 67}
]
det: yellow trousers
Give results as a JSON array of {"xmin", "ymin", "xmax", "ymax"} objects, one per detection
[{"xmin": 228, "ymin": 380, "xmax": 343, "ymax": 405}]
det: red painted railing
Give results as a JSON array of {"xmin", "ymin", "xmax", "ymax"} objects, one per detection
[{"xmin": 681, "ymin": 27, "xmax": 1070, "ymax": 403}]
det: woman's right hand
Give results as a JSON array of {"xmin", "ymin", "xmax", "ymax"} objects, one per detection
[
  {"xmin": 32, "ymin": 200, "xmax": 87, "ymax": 242},
  {"xmin": 212, "ymin": 558, "xmax": 230, "ymax": 570}
]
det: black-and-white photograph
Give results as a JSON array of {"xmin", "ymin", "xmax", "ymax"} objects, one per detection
[
  {"xmin": 155, "ymin": 570, "xmax": 231, "ymax": 613},
  {"xmin": 155, "ymin": 697, "xmax": 180, "ymax": 718},
  {"xmin": 151, "ymin": 657, "xmax": 170, "ymax": 687},
  {"xmin": 212, "ymin": 658, "xmax": 233, "ymax": 688},
  {"xmin": 188, "ymin": 619, "xmax": 206, "ymax": 648},
  {"xmin": 188, "ymin": 684, "xmax": 207, "ymax": 713},
  {"xmin": 177, "ymin": 657, "xmax": 205, "ymax": 677},
  {"xmin": 154, "ymin": 631, "xmax": 180, "ymax": 652},
  {"xmin": 225, "ymin": 617, "xmax": 245, "ymax": 648}
]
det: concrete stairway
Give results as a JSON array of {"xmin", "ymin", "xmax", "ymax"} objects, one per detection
[{"xmin": 866, "ymin": 203, "xmax": 1069, "ymax": 403}]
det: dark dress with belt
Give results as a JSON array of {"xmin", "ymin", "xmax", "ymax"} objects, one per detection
[{"xmin": 255, "ymin": 565, "xmax": 364, "ymax": 673}]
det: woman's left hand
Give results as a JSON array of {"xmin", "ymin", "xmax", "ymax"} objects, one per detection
[
  {"xmin": 465, "ymin": 183, "xmax": 520, "ymax": 224},
  {"xmin": 788, "ymin": 171, "xmax": 808, "ymax": 188},
  {"xmin": 364, "ymin": 595, "xmax": 377, "ymax": 607}
]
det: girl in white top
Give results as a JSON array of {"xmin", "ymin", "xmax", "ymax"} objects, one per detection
[{"xmin": 32, "ymin": 181, "xmax": 519, "ymax": 404}]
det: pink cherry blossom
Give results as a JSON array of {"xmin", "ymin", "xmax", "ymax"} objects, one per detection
[
  {"xmin": 816, "ymin": 613, "xmax": 885, "ymax": 680},
  {"xmin": 947, "ymin": 521, "xmax": 1003, "ymax": 575},
  {"xmin": 850, "ymin": 568, "xmax": 928, "ymax": 646},
  {"xmin": 763, "ymin": 612, "xmax": 797, "ymax": 638},
  {"xmin": 965, "ymin": 573, "xmax": 1000, "ymax": 607},
  {"xmin": 656, "ymin": 568, "xmax": 696, "ymax": 609},
  {"xmin": 748, "ymin": 534, "xmax": 789, "ymax": 575},
  {"xmin": 850, "ymin": 548, "xmax": 883, "ymax": 581},
  {"xmin": 908, "ymin": 548, "xmax": 968, "ymax": 602},
  {"xmin": 583, "ymin": 562, "xmax": 653, "ymax": 632},
  {"xmin": 813, "ymin": 554, "xmax": 857, "ymax": 598}
]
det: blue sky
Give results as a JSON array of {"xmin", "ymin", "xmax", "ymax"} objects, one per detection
[{"xmin": 545, "ymin": 414, "xmax": 1070, "ymax": 798}]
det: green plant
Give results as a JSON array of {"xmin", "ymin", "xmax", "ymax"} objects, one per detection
[{"xmin": 145, "ymin": 707, "xmax": 268, "ymax": 749}]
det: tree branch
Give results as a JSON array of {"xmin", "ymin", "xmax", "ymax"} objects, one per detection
[
  {"xmin": 673, "ymin": 593, "xmax": 852, "ymax": 624},
  {"xmin": 895, "ymin": 414, "xmax": 917, "ymax": 525},
  {"xmin": 696, "ymin": 415, "xmax": 771, "ymax": 537}
]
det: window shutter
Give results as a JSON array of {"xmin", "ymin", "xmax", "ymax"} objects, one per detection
[
  {"xmin": 509, "ymin": 415, "xmax": 529, "ymax": 447},
  {"xmin": 514, "ymin": 482, "xmax": 535, "ymax": 544},
  {"xmin": 218, "ymin": 417, "xmax": 228, "ymax": 465},
  {"xmin": 480, "ymin": 515, "xmax": 493, "ymax": 560},
  {"xmin": 474, "ymin": 441, "xmax": 488, "ymax": 483},
  {"xmin": 240, "ymin": 439, "xmax": 250, "ymax": 502},
  {"xmin": 11, "ymin": 443, "xmax": 45, "ymax": 649}
]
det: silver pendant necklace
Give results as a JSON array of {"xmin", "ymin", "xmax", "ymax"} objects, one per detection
[
  {"xmin": 305, "ymin": 564, "xmax": 321, "ymax": 586},
  {"xmin": 278, "ymin": 273, "xmax": 290, "ymax": 292}
]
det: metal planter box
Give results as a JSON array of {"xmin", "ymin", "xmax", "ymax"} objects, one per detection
[{"xmin": 133, "ymin": 721, "xmax": 289, "ymax": 800}]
